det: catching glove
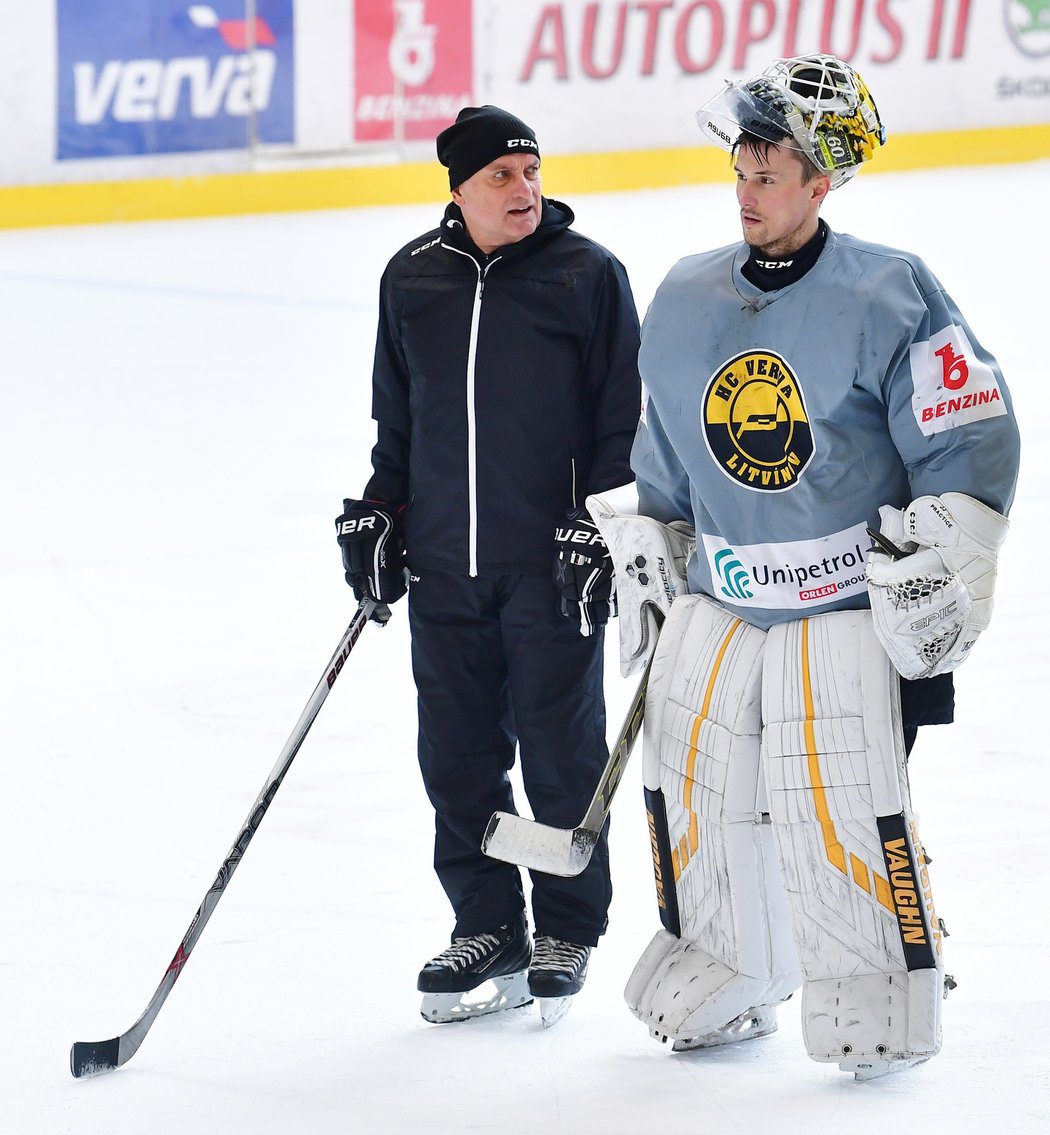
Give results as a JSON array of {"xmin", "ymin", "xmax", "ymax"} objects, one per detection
[
  {"xmin": 335, "ymin": 499, "xmax": 408, "ymax": 617},
  {"xmin": 865, "ymin": 491, "xmax": 1008, "ymax": 679},
  {"xmin": 554, "ymin": 507, "xmax": 617, "ymax": 637}
]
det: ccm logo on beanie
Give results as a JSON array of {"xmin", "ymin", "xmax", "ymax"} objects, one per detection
[{"xmin": 436, "ymin": 105, "xmax": 540, "ymax": 188}]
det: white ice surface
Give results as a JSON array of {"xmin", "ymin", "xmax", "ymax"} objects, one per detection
[{"xmin": 2, "ymin": 161, "xmax": 1048, "ymax": 1133}]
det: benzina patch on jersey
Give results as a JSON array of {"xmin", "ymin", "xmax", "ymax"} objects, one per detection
[
  {"xmin": 702, "ymin": 350, "xmax": 814, "ymax": 492},
  {"xmin": 910, "ymin": 323, "xmax": 1007, "ymax": 437}
]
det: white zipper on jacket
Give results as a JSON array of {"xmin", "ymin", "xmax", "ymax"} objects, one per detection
[{"xmin": 442, "ymin": 244, "xmax": 502, "ymax": 577}]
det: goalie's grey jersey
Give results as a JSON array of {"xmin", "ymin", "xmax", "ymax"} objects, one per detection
[{"xmin": 633, "ymin": 227, "xmax": 1020, "ymax": 630}]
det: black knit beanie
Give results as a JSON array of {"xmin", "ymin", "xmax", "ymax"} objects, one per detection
[{"xmin": 436, "ymin": 105, "xmax": 540, "ymax": 190}]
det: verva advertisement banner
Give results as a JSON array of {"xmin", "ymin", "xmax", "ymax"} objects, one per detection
[
  {"xmin": 353, "ymin": 0, "xmax": 473, "ymax": 142},
  {"xmin": 56, "ymin": 0, "xmax": 295, "ymax": 160},
  {"xmin": 477, "ymin": 0, "xmax": 1050, "ymax": 154}
]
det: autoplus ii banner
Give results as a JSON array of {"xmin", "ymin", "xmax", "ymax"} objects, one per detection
[{"xmin": 56, "ymin": 1, "xmax": 295, "ymax": 160}]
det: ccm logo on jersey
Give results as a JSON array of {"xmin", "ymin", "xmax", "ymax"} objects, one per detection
[
  {"xmin": 411, "ymin": 237, "xmax": 441, "ymax": 256},
  {"xmin": 910, "ymin": 324, "xmax": 1007, "ymax": 437}
]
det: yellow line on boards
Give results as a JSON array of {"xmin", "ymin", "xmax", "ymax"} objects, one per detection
[{"xmin": 2, "ymin": 123, "xmax": 1048, "ymax": 230}]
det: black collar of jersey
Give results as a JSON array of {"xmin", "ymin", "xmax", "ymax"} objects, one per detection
[{"xmin": 742, "ymin": 219, "xmax": 828, "ymax": 292}]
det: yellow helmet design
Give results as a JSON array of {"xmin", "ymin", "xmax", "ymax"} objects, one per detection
[{"xmin": 697, "ymin": 54, "xmax": 886, "ymax": 189}]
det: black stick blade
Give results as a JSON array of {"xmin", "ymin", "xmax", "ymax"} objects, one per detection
[{"xmin": 70, "ymin": 1038, "xmax": 121, "ymax": 1078}]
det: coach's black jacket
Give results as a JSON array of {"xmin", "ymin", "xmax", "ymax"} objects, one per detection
[{"xmin": 363, "ymin": 197, "xmax": 642, "ymax": 577}]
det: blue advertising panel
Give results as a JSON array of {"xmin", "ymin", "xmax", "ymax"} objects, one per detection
[{"xmin": 57, "ymin": 1, "xmax": 295, "ymax": 159}]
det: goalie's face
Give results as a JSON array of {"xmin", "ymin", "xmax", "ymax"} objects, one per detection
[{"xmin": 734, "ymin": 142, "xmax": 830, "ymax": 259}]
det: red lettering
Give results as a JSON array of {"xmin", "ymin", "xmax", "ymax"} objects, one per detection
[
  {"xmin": 921, "ymin": 387, "xmax": 1000, "ymax": 424},
  {"xmin": 636, "ymin": 0, "xmax": 675, "ymax": 75},
  {"xmin": 782, "ymin": 0, "xmax": 804, "ymax": 56},
  {"xmin": 520, "ymin": 4, "xmax": 568, "ymax": 81},
  {"xmin": 517, "ymin": 0, "xmax": 948, "ymax": 86},
  {"xmin": 952, "ymin": 0, "xmax": 974, "ymax": 59},
  {"xmin": 733, "ymin": 0, "xmax": 776, "ymax": 69},
  {"xmin": 582, "ymin": 2, "xmax": 629, "ymax": 80},
  {"xmin": 820, "ymin": 0, "xmax": 863, "ymax": 61},
  {"xmin": 927, "ymin": 0, "xmax": 946, "ymax": 60},
  {"xmin": 675, "ymin": 1, "xmax": 723, "ymax": 74},
  {"xmin": 872, "ymin": 0, "xmax": 904, "ymax": 64}
]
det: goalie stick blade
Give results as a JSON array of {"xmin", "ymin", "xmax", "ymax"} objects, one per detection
[
  {"xmin": 481, "ymin": 812, "xmax": 597, "ymax": 877},
  {"xmin": 70, "ymin": 1038, "xmax": 122, "ymax": 1079}
]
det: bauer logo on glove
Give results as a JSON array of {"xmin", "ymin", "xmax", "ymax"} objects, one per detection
[
  {"xmin": 335, "ymin": 498, "xmax": 409, "ymax": 614},
  {"xmin": 554, "ymin": 508, "xmax": 617, "ymax": 637}
]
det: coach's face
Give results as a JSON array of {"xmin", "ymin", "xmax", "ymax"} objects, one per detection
[{"xmin": 453, "ymin": 153, "xmax": 542, "ymax": 255}]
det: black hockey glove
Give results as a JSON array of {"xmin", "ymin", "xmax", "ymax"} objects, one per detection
[
  {"xmin": 335, "ymin": 499, "xmax": 408, "ymax": 619},
  {"xmin": 554, "ymin": 508, "xmax": 617, "ymax": 637}
]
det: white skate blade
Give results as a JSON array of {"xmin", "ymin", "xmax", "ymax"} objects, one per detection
[
  {"xmin": 841, "ymin": 1054, "xmax": 931, "ymax": 1081},
  {"xmin": 539, "ymin": 996, "xmax": 573, "ymax": 1028},
  {"xmin": 669, "ymin": 1006, "xmax": 779, "ymax": 1052},
  {"xmin": 481, "ymin": 812, "xmax": 596, "ymax": 877},
  {"xmin": 419, "ymin": 971, "xmax": 532, "ymax": 1024}
]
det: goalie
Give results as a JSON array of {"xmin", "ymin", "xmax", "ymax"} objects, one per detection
[{"xmin": 607, "ymin": 54, "xmax": 1020, "ymax": 1079}]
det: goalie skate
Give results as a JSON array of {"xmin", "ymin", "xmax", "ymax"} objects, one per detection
[
  {"xmin": 840, "ymin": 1053, "xmax": 931, "ymax": 1081},
  {"xmin": 666, "ymin": 1004, "xmax": 780, "ymax": 1052},
  {"xmin": 417, "ymin": 916, "xmax": 533, "ymax": 1024}
]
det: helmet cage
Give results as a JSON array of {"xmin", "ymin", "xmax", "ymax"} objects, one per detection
[{"xmin": 696, "ymin": 54, "xmax": 885, "ymax": 189}]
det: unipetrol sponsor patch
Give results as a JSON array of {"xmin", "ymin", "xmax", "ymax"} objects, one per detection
[
  {"xmin": 702, "ymin": 523, "xmax": 871, "ymax": 611},
  {"xmin": 57, "ymin": 1, "xmax": 294, "ymax": 159},
  {"xmin": 910, "ymin": 323, "xmax": 1007, "ymax": 437},
  {"xmin": 702, "ymin": 350, "xmax": 814, "ymax": 493}
]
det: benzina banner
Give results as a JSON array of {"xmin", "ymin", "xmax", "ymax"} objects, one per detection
[
  {"xmin": 56, "ymin": 0, "xmax": 295, "ymax": 160},
  {"xmin": 353, "ymin": 0, "xmax": 473, "ymax": 143}
]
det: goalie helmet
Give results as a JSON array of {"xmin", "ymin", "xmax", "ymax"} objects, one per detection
[{"xmin": 696, "ymin": 54, "xmax": 885, "ymax": 189}]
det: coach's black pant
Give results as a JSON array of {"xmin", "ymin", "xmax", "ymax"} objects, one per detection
[{"xmin": 409, "ymin": 569, "xmax": 612, "ymax": 948}]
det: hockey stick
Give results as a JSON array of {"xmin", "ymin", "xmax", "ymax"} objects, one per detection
[
  {"xmin": 481, "ymin": 654, "xmax": 652, "ymax": 878},
  {"xmin": 69, "ymin": 598, "xmax": 380, "ymax": 1079}
]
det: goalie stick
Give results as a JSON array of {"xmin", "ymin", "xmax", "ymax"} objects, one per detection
[
  {"xmin": 69, "ymin": 598, "xmax": 380, "ymax": 1079},
  {"xmin": 481, "ymin": 655, "xmax": 651, "ymax": 877}
]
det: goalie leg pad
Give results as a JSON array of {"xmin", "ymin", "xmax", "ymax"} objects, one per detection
[
  {"xmin": 761, "ymin": 611, "xmax": 946, "ymax": 1077},
  {"xmin": 585, "ymin": 491, "xmax": 695, "ymax": 677},
  {"xmin": 625, "ymin": 595, "xmax": 801, "ymax": 1044}
]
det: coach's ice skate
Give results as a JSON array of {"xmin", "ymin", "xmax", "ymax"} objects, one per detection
[
  {"xmin": 417, "ymin": 915, "xmax": 533, "ymax": 1024},
  {"xmin": 528, "ymin": 936, "xmax": 591, "ymax": 1027}
]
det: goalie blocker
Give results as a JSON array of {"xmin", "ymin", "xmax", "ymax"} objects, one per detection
[{"xmin": 627, "ymin": 595, "xmax": 948, "ymax": 1079}]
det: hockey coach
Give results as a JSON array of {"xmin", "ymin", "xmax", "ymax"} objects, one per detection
[{"xmin": 336, "ymin": 106, "xmax": 642, "ymax": 1026}]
